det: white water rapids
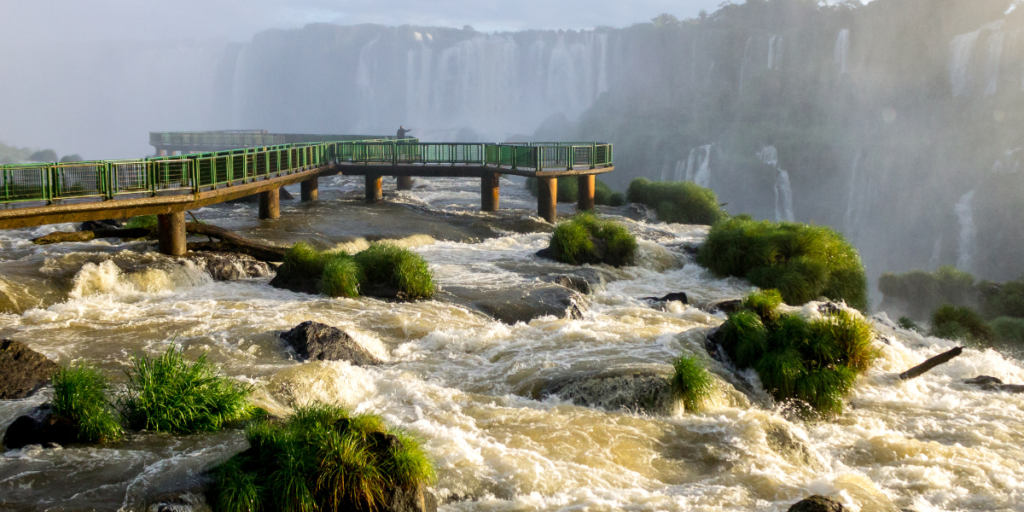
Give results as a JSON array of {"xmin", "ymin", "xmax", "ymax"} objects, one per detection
[{"xmin": 1, "ymin": 178, "xmax": 1023, "ymax": 511}]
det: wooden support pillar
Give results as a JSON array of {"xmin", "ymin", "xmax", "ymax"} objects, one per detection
[
  {"xmin": 397, "ymin": 176, "xmax": 414, "ymax": 191},
  {"xmin": 481, "ymin": 173, "xmax": 500, "ymax": 212},
  {"xmin": 366, "ymin": 175, "xmax": 383, "ymax": 203},
  {"xmin": 301, "ymin": 176, "xmax": 319, "ymax": 202},
  {"xmin": 537, "ymin": 176, "xmax": 557, "ymax": 223},
  {"xmin": 157, "ymin": 211, "xmax": 186, "ymax": 256},
  {"xmin": 259, "ymin": 187, "xmax": 281, "ymax": 219},
  {"xmin": 577, "ymin": 174, "xmax": 596, "ymax": 212}
]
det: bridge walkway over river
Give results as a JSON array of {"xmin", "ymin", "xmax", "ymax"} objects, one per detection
[{"xmin": 0, "ymin": 136, "xmax": 614, "ymax": 255}]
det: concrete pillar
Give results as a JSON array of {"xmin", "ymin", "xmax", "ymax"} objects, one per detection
[
  {"xmin": 537, "ymin": 176, "xmax": 557, "ymax": 224},
  {"xmin": 156, "ymin": 148, "xmax": 167, "ymax": 157},
  {"xmin": 157, "ymin": 211, "xmax": 186, "ymax": 256},
  {"xmin": 397, "ymin": 176, "xmax": 414, "ymax": 191},
  {"xmin": 481, "ymin": 173, "xmax": 500, "ymax": 212},
  {"xmin": 259, "ymin": 187, "xmax": 281, "ymax": 219},
  {"xmin": 577, "ymin": 174, "xmax": 596, "ymax": 212},
  {"xmin": 301, "ymin": 176, "xmax": 319, "ymax": 202},
  {"xmin": 366, "ymin": 175, "xmax": 383, "ymax": 203}
]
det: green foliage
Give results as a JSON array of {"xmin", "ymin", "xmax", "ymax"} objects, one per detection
[
  {"xmin": 321, "ymin": 255, "xmax": 363, "ymax": 299},
  {"xmin": 717, "ymin": 291, "xmax": 876, "ymax": 418},
  {"xmin": 525, "ymin": 177, "xmax": 623, "ymax": 206},
  {"xmin": 211, "ymin": 403, "xmax": 436, "ymax": 512},
  {"xmin": 51, "ymin": 364, "xmax": 123, "ymax": 443},
  {"xmin": 59, "ymin": 154, "xmax": 83, "ymax": 163},
  {"xmin": 929, "ymin": 304, "xmax": 994, "ymax": 344},
  {"xmin": 983, "ymin": 280, "xmax": 1024, "ymax": 320},
  {"xmin": 125, "ymin": 215, "xmax": 158, "ymax": 230},
  {"xmin": 548, "ymin": 212, "xmax": 638, "ymax": 267},
  {"xmin": 878, "ymin": 266, "xmax": 978, "ymax": 320},
  {"xmin": 354, "ymin": 243, "xmax": 435, "ymax": 299},
  {"xmin": 697, "ymin": 217, "xmax": 868, "ymax": 310},
  {"xmin": 118, "ymin": 347, "xmax": 255, "ymax": 434},
  {"xmin": 670, "ymin": 355, "xmax": 714, "ymax": 412},
  {"xmin": 989, "ymin": 317, "xmax": 1024, "ymax": 344},
  {"xmin": 897, "ymin": 317, "xmax": 920, "ymax": 332},
  {"xmin": 608, "ymin": 192, "xmax": 626, "ymax": 207},
  {"xmin": 29, "ymin": 149, "xmax": 57, "ymax": 162},
  {"xmin": 625, "ymin": 178, "xmax": 727, "ymax": 225}
]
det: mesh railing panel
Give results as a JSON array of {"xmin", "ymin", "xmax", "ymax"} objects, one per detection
[
  {"xmin": 2, "ymin": 167, "xmax": 48, "ymax": 202},
  {"xmin": 54, "ymin": 164, "xmax": 105, "ymax": 199}
]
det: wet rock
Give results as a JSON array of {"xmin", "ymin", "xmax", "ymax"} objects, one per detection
[
  {"xmin": 542, "ymin": 268, "xmax": 606, "ymax": 295},
  {"xmin": 147, "ymin": 491, "xmax": 212, "ymax": 512},
  {"xmin": 384, "ymin": 483, "xmax": 439, "ymax": 512},
  {"xmin": 2, "ymin": 403, "xmax": 76, "ymax": 449},
  {"xmin": 817, "ymin": 302, "xmax": 844, "ymax": 315},
  {"xmin": 963, "ymin": 375, "xmax": 1024, "ymax": 393},
  {"xmin": 472, "ymin": 285, "xmax": 587, "ymax": 325},
  {"xmin": 186, "ymin": 252, "xmax": 273, "ymax": 281},
  {"xmin": 765, "ymin": 424, "xmax": 815, "ymax": 467},
  {"xmin": 788, "ymin": 495, "xmax": 845, "ymax": 512},
  {"xmin": 280, "ymin": 321, "xmax": 382, "ymax": 365},
  {"xmin": 0, "ymin": 339, "xmax": 59, "ymax": 400},
  {"xmin": 541, "ymin": 370, "xmax": 674, "ymax": 414},
  {"xmin": 535, "ymin": 247, "xmax": 558, "ymax": 261},
  {"xmin": 269, "ymin": 271, "xmax": 320, "ymax": 295},
  {"xmin": 80, "ymin": 218, "xmax": 123, "ymax": 231},
  {"xmin": 708, "ymin": 299, "xmax": 743, "ymax": 315},
  {"xmin": 643, "ymin": 292, "xmax": 689, "ymax": 304}
]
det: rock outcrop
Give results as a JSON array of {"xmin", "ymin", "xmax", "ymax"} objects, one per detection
[
  {"xmin": 541, "ymin": 370, "xmax": 674, "ymax": 414},
  {"xmin": 2, "ymin": 403, "xmax": 75, "ymax": 449},
  {"xmin": 0, "ymin": 339, "xmax": 59, "ymax": 400},
  {"xmin": 186, "ymin": 252, "xmax": 273, "ymax": 281},
  {"xmin": 787, "ymin": 495, "xmax": 845, "ymax": 512},
  {"xmin": 279, "ymin": 321, "xmax": 383, "ymax": 365},
  {"xmin": 471, "ymin": 285, "xmax": 587, "ymax": 325},
  {"xmin": 964, "ymin": 375, "xmax": 1024, "ymax": 393}
]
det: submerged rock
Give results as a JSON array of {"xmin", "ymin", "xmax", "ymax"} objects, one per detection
[
  {"xmin": 765, "ymin": 424, "xmax": 815, "ymax": 467},
  {"xmin": 963, "ymin": 375, "xmax": 1024, "ymax": 393},
  {"xmin": 471, "ymin": 285, "xmax": 587, "ymax": 325},
  {"xmin": 80, "ymin": 219, "xmax": 124, "ymax": 231},
  {"xmin": 0, "ymin": 339, "xmax": 59, "ymax": 400},
  {"xmin": 542, "ymin": 268, "xmax": 606, "ymax": 295},
  {"xmin": 541, "ymin": 370, "xmax": 674, "ymax": 414},
  {"xmin": 2, "ymin": 403, "xmax": 75, "ymax": 449},
  {"xmin": 280, "ymin": 321, "xmax": 383, "ymax": 365},
  {"xmin": 787, "ymin": 495, "xmax": 845, "ymax": 512},
  {"xmin": 186, "ymin": 252, "xmax": 273, "ymax": 281},
  {"xmin": 642, "ymin": 292, "xmax": 689, "ymax": 304},
  {"xmin": 708, "ymin": 299, "xmax": 743, "ymax": 315}
]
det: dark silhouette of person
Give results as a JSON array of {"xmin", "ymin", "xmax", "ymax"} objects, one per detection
[{"xmin": 397, "ymin": 126, "xmax": 412, "ymax": 139}]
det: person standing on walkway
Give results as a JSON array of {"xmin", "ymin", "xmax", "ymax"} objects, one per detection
[{"xmin": 397, "ymin": 126, "xmax": 412, "ymax": 139}]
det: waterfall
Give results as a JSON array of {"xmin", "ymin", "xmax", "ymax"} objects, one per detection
[
  {"xmin": 685, "ymin": 145, "xmax": 713, "ymax": 188},
  {"xmin": 949, "ymin": 20, "xmax": 1006, "ymax": 97},
  {"xmin": 843, "ymin": 149, "xmax": 862, "ymax": 232},
  {"xmin": 758, "ymin": 146, "xmax": 795, "ymax": 222},
  {"xmin": 956, "ymin": 190, "xmax": 977, "ymax": 272},
  {"xmin": 356, "ymin": 37, "xmax": 381, "ymax": 131},
  {"xmin": 984, "ymin": 31, "xmax": 1006, "ymax": 96},
  {"xmin": 767, "ymin": 36, "xmax": 782, "ymax": 70},
  {"xmin": 928, "ymin": 235, "xmax": 945, "ymax": 270},
  {"xmin": 739, "ymin": 37, "xmax": 754, "ymax": 97},
  {"xmin": 834, "ymin": 29, "xmax": 850, "ymax": 74}
]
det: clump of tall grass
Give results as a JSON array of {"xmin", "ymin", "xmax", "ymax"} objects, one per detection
[
  {"xmin": 51, "ymin": 364, "xmax": 123, "ymax": 443},
  {"xmin": 275, "ymin": 242, "xmax": 362, "ymax": 298},
  {"xmin": 717, "ymin": 290, "xmax": 877, "ymax": 418},
  {"xmin": 929, "ymin": 304, "xmax": 994, "ymax": 344},
  {"xmin": 548, "ymin": 212, "xmax": 637, "ymax": 267},
  {"xmin": 525, "ymin": 177, "xmax": 625, "ymax": 206},
  {"xmin": 354, "ymin": 243, "xmax": 435, "ymax": 299},
  {"xmin": 211, "ymin": 402, "xmax": 436, "ymax": 512},
  {"xmin": 697, "ymin": 217, "xmax": 868, "ymax": 310},
  {"xmin": 625, "ymin": 178, "xmax": 727, "ymax": 225},
  {"xmin": 670, "ymin": 355, "xmax": 714, "ymax": 413},
  {"xmin": 118, "ymin": 347, "xmax": 255, "ymax": 434}
]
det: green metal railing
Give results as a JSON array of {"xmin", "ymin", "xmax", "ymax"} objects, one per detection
[{"xmin": 1, "ymin": 138, "xmax": 612, "ymax": 207}]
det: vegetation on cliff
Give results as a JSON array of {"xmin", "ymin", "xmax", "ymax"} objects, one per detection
[{"xmin": 626, "ymin": 178, "xmax": 727, "ymax": 225}]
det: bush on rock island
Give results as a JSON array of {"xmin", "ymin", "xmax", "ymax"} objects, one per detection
[{"xmin": 548, "ymin": 213, "xmax": 637, "ymax": 268}]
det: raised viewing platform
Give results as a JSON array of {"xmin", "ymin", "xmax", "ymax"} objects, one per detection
[{"xmin": 0, "ymin": 136, "xmax": 614, "ymax": 254}]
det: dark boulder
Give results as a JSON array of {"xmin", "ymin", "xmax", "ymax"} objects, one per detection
[
  {"xmin": 643, "ymin": 292, "xmax": 689, "ymax": 304},
  {"xmin": 708, "ymin": 299, "xmax": 743, "ymax": 315},
  {"xmin": 472, "ymin": 285, "xmax": 587, "ymax": 325},
  {"xmin": 186, "ymin": 252, "xmax": 273, "ymax": 281},
  {"xmin": 0, "ymin": 339, "xmax": 59, "ymax": 400},
  {"xmin": 541, "ymin": 268, "xmax": 607, "ymax": 295},
  {"xmin": 535, "ymin": 247, "xmax": 558, "ymax": 261},
  {"xmin": 269, "ymin": 272, "xmax": 320, "ymax": 296},
  {"xmin": 541, "ymin": 370, "xmax": 674, "ymax": 414},
  {"xmin": 80, "ymin": 219, "xmax": 123, "ymax": 231},
  {"xmin": 2, "ymin": 403, "xmax": 76, "ymax": 449},
  {"xmin": 384, "ymin": 483, "xmax": 438, "ymax": 512},
  {"xmin": 787, "ymin": 495, "xmax": 845, "ymax": 512},
  {"xmin": 279, "ymin": 321, "xmax": 383, "ymax": 365},
  {"xmin": 963, "ymin": 375, "xmax": 1024, "ymax": 393}
]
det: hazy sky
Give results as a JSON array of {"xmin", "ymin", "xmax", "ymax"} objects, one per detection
[{"xmin": 1, "ymin": 0, "xmax": 726, "ymax": 45}]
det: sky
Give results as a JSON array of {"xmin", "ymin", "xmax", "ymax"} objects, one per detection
[{"xmin": 0, "ymin": 0, "xmax": 728, "ymax": 45}]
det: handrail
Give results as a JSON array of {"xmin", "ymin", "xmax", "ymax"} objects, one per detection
[{"xmin": 0, "ymin": 138, "xmax": 611, "ymax": 206}]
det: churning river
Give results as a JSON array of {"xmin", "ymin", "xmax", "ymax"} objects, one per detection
[{"xmin": 1, "ymin": 177, "xmax": 1022, "ymax": 512}]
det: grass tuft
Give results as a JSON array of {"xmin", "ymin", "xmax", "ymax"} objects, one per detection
[
  {"xmin": 321, "ymin": 254, "xmax": 362, "ymax": 298},
  {"xmin": 118, "ymin": 346, "xmax": 255, "ymax": 434},
  {"xmin": 211, "ymin": 403, "xmax": 436, "ymax": 512},
  {"xmin": 51, "ymin": 364, "xmax": 123, "ymax": 443},
  {"xmin": 354, "ymin": 243, "xmax": 435, "ymax": 299},
  {"xmin": 929, "ymin": 304, "xmax": 994, "ymax": 344},
  {"xmin": 697, "ymin": 217, "xmax": 868, "ymax": 310},
  {"xmin": 716, "ymin": 291, "xmax": 876, "ymax": 418},
  {"xmin": 626, "ymin": 178, "xmax": 727, "ymax": 225},
  {"xmin": 548, "ymin": 212, "xmax": 637, "ymax": 267},
  {"xmin": 670, "ymin": 355, "xmax": 714, "ymax": 412}
]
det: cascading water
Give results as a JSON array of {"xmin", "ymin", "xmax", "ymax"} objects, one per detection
[
  {"xmin": 738, "ymin": 36, "xmax": 754, "ymax": 97},
  {"xmin": 355, "ymin": 37, "xmax": 382, "ymax": 132},
  {"xmin": 949, "ymin": 20, "xmax": 1007, "ymax": 97},
  {"xmin": 675, "ymin": 144, "xmax": 712, "ymax": 187},
  {"xmin": 984, "ymin": 30, "xmax": 1006, "ymax": 96},
  {"xmin": 834, "ymin": 29, "xmax": 850, "ymax": 74},
  {"xmin": 843, "ymin": 149, "xmax": 862, "ymax": 233},
  {"xmin": 767, "ymin": 35, "xmax": 782, "ymax": 70},
  {"xmin": 758, "ymin": 145, "xmax": 795, "ymax": 222},
  {"xmin": 956, "ymin": 190, "xmax": 977, "ymax": 272},
  {"xmin": 950, "ymin": 30, "xmax": 981, "ymax": 97}
]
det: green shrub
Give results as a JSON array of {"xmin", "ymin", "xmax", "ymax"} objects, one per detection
[
  {"xmin": 548, "ymin": 212, "xmax": 637, "ymax": 267},
  {"xmin": 354, "ymin": 243, "xmax": 435, "ymax": 299},
  {"xmin": 697, "ymin": 217, "xmax": 868, "ymax": 310},
  {"xmin": 321, "ymin": 255, "xmax": 363, "ymax": 298},
  {"xmin": 989, "ymin": 317, "xmax": 1024, "ymax": 344},
  {"xmin": 118, "ymin": 347, "xmax": 255, "ymax": 434},
  {"xmin": 51, "ymin": 364, "xmax": 123, "ymax": 443},
  {"xmin": 211, "ymin": 403, "xmax": 436, "ymax": 512},
  {"xmin": 983, "ymin": 280, "xmax": 1024, "ymax": 320},
  {"xmin": 717, "ymin": 291, "xmax": 876, "ymax": 418},
  {"xmin": 670, "ymin": 355, "xmax": 714, "ymax": 413},
  {"xmin": 625, "ymin": 178, "xmax": 727, "ymax": 225},
  {"xmin": 897, "ymin": 316, "xmax": 920, "ymax": 332},
  {"xmin": 930, "ymin": 304, "xmax": 995, "ymax": 344},
  {"xmin": 878, "ymin": 266, "xmax": 978, "ymax": 320},
  {"xmin": 276, "ymin": 242, "xmax": 362, "ymax": 298},
  {"xmin": 526, "ymin": 177, "xmax": 622, "ymax": 206},
  {"xmin": 126, "ymin": 215, "xmax": 158, "ymax": 230}
]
